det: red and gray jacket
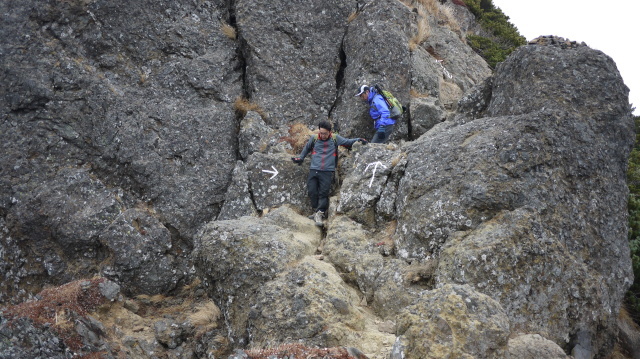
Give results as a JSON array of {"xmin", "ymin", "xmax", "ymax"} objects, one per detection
[{"xmin": 298, "ymin": 134, "xmax": 358, "ymax": 171}]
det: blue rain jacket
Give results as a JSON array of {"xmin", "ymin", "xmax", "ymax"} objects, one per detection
[{"xmin": 368, "ymin": 88, "xmax": 395, "ymax": 129}]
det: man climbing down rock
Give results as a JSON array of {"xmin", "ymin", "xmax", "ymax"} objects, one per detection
[
  {"xmin": 292, "ymin": 120, "xmax": 367, "ymax": 227},
  {"xmin": 355, "ymin": 85, "xmax": 395, "ymax": 143}
]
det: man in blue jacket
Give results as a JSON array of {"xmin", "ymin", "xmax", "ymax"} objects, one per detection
[
  {"xmin": 355, "ymin": 85, "xmax": 395, "ymax": 143},
  {"xmin": 292, "ymin": 121, "xmax": 367, "ymax": 226}
]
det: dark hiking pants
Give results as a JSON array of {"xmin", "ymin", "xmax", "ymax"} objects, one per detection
[
  {"xmin": 307, "ymin": 170, "xmax": 334, "ymax": 213},
  {"xmin": 371, "ymin": 124, "xmax": 395, "ymax": 144}
]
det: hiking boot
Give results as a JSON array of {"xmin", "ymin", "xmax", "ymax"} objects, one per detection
[{"xmin": 314, "ymin": 211, "xmax": 325, "ymax": 227}]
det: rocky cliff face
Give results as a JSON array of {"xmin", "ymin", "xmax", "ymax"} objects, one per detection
[{"xmin": 0, "ymin": 0, "xmax": 635, "ymax": 358}]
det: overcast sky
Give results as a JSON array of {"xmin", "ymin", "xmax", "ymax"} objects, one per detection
[{"xmin": 490, "ymin": 0, "xmax": 638, "ymax": 116}]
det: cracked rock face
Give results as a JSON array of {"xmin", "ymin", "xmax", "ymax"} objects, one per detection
[{"xmin": 0, "ymin": 0, "xmax": 635, "ymax": 358}]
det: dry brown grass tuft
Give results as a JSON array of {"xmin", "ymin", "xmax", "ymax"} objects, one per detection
[
  {"xmin": 188, "ymin": 301, "xmax": 222, "ymax": 327},
  {"xmin": 280, "ymin": 123, "xmax": 315, "ymax": 154},
  {"xmin": 220, "ymin": 20, "xmax": 236, "ymax": 40},
  {"xmin": 2, "ymin": 278, "xmax": 109, "ymax": 352},
  {"xmin": 348, "ymin": 10, "xmax": 359, "ymax": 23},
  {"xmin": 234, "ymin": 97, "xmax": 267, "ymax": 119},
  {"xmin": 410, "ymin": 88, "xmax": 430, "ymax": 98},
  {"xmin": 406, "ymin": 0, "xmax": 462, "ymax": 44},
  {"xmin": 439, "ymin": 4, "xmax": 461, "ymax": 36},
  {"xmin": 403, "ymin": 260, "xmax": 438, "ymax": 286},
  {"xmin": 244, "ymin": 343, "xmax": 366, "ymax": 359},
  {"xmin": 409, "ymin": 7, "xmax": 431, "ymax": 51}
]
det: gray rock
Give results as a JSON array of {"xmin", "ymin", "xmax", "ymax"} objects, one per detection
[
  {"xmin": 0, "ymin": 316, "xmax": 69, "ymax": 359},
  {"xmin": 410, "ymin": 96, "xmax": 446, "ymax": 138},
  {"xmin": 98, "ymin": 280, "xmax": 120, "ymax": 301},
  {"xmin": 246, "ymin": 152, "xmax": 312, "ymax": 213},
  {"xmin": 217, "ymin": 161, "xmax": 258, "ymax": 221},
  {"xmin": 323, "ymin": 215, "xmax": 421, "ymax": 319},
  {"xmin": 154, "ymin": 319, "xmax": 184, "ymax": 349},
  {"xmin": 507, "ymin": 334, "xmax": 568, "ymax": 359},
  {"xmin": 396, "ymin": 284, "xmax": 510, "ymax": 358},
  {"xmin": 236, "ymin": 0, "xmax": 357, "ymax": 126},
  {"xmin": 392, "ymin": 37, "xmax": 633, "ymax": 356},
  {"xmin": 238, "ymin": 111, "xmax": 270, "ymax": 161},
  {"xmin": 193, "ymin": 206, "xmax": 321, "ymax": 345},
  {"xmin": 99, "ymin": 208, "xmax": 189, "ymax": 295},
  {"xmin": 337, "ymin": 145, "xmax": 403, "ymax": 225},
  {"xmin": 334, "ymin": 0, "xmax": 413, "ymax": 140},
  {"xmin": 1, "ymin": 0, "xmax": 240, "ymax": 297},
  {"xmin": 247, "ymin": 257, "xmax": 363, "ymax": 348}
]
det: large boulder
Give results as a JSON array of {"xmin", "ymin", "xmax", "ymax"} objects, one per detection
[
  {"xmin": 507, "ymin": 334, "xmax": 568, "ymax": 359},
  {"xmin": 98, "ymin": 208, "xmax": 191, "ymax": 295},
  {"xmin": 389, "ymin": 39, "xmax": 633, "ymax": 355},
  {"xmin": 1, "ymin": 0, "xmax": 242, "ymax": 297},
  {"xmin": 323, "ymin": 215, "xmax": 423, "ymax": 319},
  {"xmin": 248, "ymin": 256, "xmax": 365, "ymax": 347},
  {"xmin": 193, "ymin": 206, "xmax": 321, "ymax": 346},
  {"xmin": 395, "ymin": 284, "xmax": 510, "ymax": 358},
  {"xmin": 246, "ymin": 152, "xmax": 313, "ymax": 213}
]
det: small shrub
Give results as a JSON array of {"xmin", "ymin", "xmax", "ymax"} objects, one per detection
[{"xmin": 463, "ymin": 0, "xmax": 526, "ymax": 68}]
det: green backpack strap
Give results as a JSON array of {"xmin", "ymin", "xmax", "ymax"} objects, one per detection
[{"xmin": 312, "ymin": 133, "xmax": 338, "ymax": 145}]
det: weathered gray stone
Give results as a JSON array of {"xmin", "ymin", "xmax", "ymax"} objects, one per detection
[
  {"xmin": 333, "ymin": 0, "xmax": 414, "ymax": 140},
  {"xmin": 337, "ymin": 144, "xmax": 403, "ymax": 225},
  {"xmin": 246, "ymin": 152, "xmax": 313, "ymax": 213},
  {"xmin": 193, "ymin": 206, "xmax": 321, "ymax": 345},
  {"xmin": 154, "ymin": 319, "xmax": 184, "ymax": 349},
  {"xmin": 236, "ymin": 0, "xmax": 358, "ymax": 126},
  {"xmin": 238, "ymin": 111, "xmax": 271, "ymax": 161},
  {"xmin": 323, "ymin": 215, "xmax": 422, "ymax": 319},
  {"xmin": 217, "ymin": 161, "xmax": 258, "ymax": 221},
  {"xmin": 410, "ymin": 96, "xmax": 446, "ymax": 138},
  {"xmin": 506, "ymin": 334, "xmax": 568, "ymax": 359},
  {"xmin": 248, "ymin": 257, "xmax": 364, "ymax": 348},
  {"xmin": 392, "ymin": 38, "xmax": 633, "ymax": 356},
  {"xmin": 396, "ymin": 284, "xmax": 510, "ymax": 358},
  {"xmin": 1, "ymin": 0, "xmax": 241, "ymax": 298},
  {"xmin": 99, "ymin": 208, "xmax": 189, "ymax": 296}
]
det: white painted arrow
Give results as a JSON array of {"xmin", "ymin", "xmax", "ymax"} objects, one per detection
[
  {"xmin": 364, "ymin": 161, "xmax": 388, "ymax": 188},
  {"xmin": 262, "ymin": 166, "xmax": 279, "ymax": 179}
]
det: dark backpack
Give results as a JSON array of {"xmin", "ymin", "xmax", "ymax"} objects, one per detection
[{"xmin": 373, "ymin": 84, "xmax": 404, "ymax": 119}]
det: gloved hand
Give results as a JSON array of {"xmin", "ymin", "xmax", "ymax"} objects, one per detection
[
  {"xmin": 291, "ymin": 157, "xmax": 303, "ymax": 165},
  {"xmin": 358, "ymin": 138, "xmax": 369, "ymax": 145}
]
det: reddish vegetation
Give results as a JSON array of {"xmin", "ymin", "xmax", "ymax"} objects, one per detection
[
  {"xmin": 2, "ymin": 278, "xmax": 109, "ymax": 353},
  {"xmin": 280, "ymin": 123, "xmax": 315, "ymax": 153},
  {"xmin": 452, "ymin": 0, "xmax": 467, "ymax": 7},
  {"xmin": 245, "ymin": 344, "xmax": 368, "ymax": 359}
]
